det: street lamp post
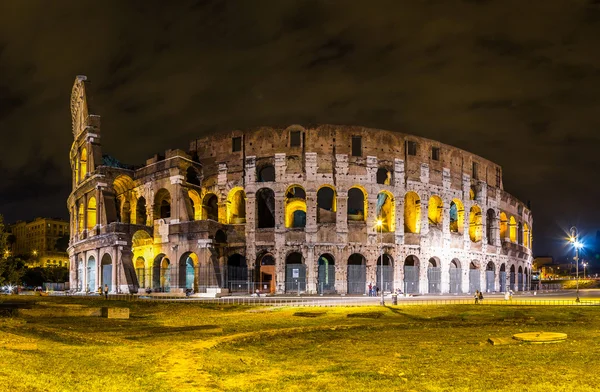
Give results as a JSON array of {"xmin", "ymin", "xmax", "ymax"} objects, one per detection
[
  {"xmin": 583, "ymin": 262, "xmax": 587, "ymax": 280},
  {"xmin": 377, "ymin": 219, "xmax": 385, "ymax": 306},
  {"xmin": 569, "ymin": 226, "xmax": 582, "ymax": 303}
]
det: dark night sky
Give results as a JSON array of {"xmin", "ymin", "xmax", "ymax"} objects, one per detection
[{"xmin": 1, "ymin": 0, "xmax": 600, "ymax": 261}]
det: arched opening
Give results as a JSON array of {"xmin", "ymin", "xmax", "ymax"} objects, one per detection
[
  {"xmin": 178, "ymin": 252, "xmax": 197, "ymax": 291},
  {"xmin": 523, "ymin": 223, "xmax": 530, "ymax": 248},
  {"xmin": 404, "ymin": 192, "xmax": 421, "ymax": 233},
  {"xmin": 135, "ymin": 257, "xmax": 146, "ymax": 289},
  {"xmin": 101, "ymin": 253, "xmax": 112, "ymax": 291},
  {"xmin": 486, "ymin": 209, "xmax": 495, "ymax": 245},
  {"xmin": 202, "ymin": 193, "xmax": 219, "ymax": 221},
  {"xmin": 256, "ymin": 253, "xmax": 275, "ymax": 294},
  {"xmin": 469, "ymin": 205, "xmax": 482, "ymax": 242},
  {"xmin": 78, "ymin": 202, "xmax": 84, "ymax": 234},
  {"xmin": 449, "ymin": 199, "xmax": 464, "ymax": 234},
  {"xmin": 317, "ymin": 186, "xmax": 336, "ymax": 224},
  {"xmin": 347, "ymin": 187, "xmax": 367, "ymax": 222},
  {"xmin": 285, "ymin": 252, "xmax": 305, "ymax": 293},
  {"xmin": 510, "ymin": 265, "xmax": 516, "ymax": 291},
  {"xmin": 509, "ymin": 216, "xmax": 517, "ymax": 243},
  {"xmin": 469, "ymin": 187, "xmax": 476, "ymax": 200},
  {"xmin": 317, "ymin": 254, "xmax": 336, "ymax": 294},
  {"xmin": 499, "ymin": 212, "xmax": 508, "ymax": 240},
  {"xmin": 449, "ymin": 259, "xmax": 462, "ymax": 294},
  {"xmin": 428, "ymin": 257, "xmax": 441, "ymax": 294},
  {"xmin": 87, "ymin": 255, "xmax": 96, "ymax": 292},
  {"xmin": 428, "ymin": 195, "xmax": 443, "ymax": 227},
  {"xmin": 215, "ymin": 229, "xmax": 227, "ymax": 244},
  {"xmin": 79, "ymin": 147, "xmax": 87, "ymax": 182},
  {"xmin": 518, "ymin": 222, "xmax": 523, "ymax": 245},
  {"xmin": 376, "ymin": 167, "xmax": 392, "ymax": 185},
  {"xmin": 285, "ymin": 185, "xmax": 306, "ymax": 228},
  {"xmin": 226, "ymin": 254, "xmax": 247, "ymax": 293},
  {"xmin": 77, "ymin": 260, "xmax": 84, "ymax": 291},
  {"xmin": 186, "ymin": 166, "xmax": 200, "ymax": 186},
  {"xmin": 227, "ymin": 188, "xmax": 246, "ymax": 224},
  {"xmin": 152, "ymin": 254, "xmax": 170, "ymax": 292},
  {"xmin": 347, "ymin": 253, "xmax": 366, "ymax": 294},
  {"xmin": 154, "ymin": 189, "xmax": 171, "ymax": 220},
  {"xmin": 376, "ymin": 254, "xmax": 393, "ymax": 293},
  {"xmin": 87, "ymin": 196, "xmax": 97, "ymax": 231},
  {"xmin": 376, "ymin": 191, "xmax": 395, "ymax": 232},
  {"xmin": 404, "ymin": 255, "xmax": 420, "ymax": 294},
  {"xmin": 112, "ymin": 175, "xmax": 134, "ymax": 223},
  {"xmin": 121, "ymin": 200, "xmax": 131, "ymax": 224},
  {"xmin": 136, "ymin": 197, "xmax": 147, "ymax": 225},
  {"xmin": 188, "ymin": 190, "xmax": 202, "ymax": 221},
  {"xmin": 256, "ymin": 188, "xmax": 275, "ymax": 228},
  {"xmin": 499, "ymin": 263, "xmax": 507, "ymax": 292},
  {"xmin": 518, "ymin": 265, "xmax": 524, "ymax": 291},
  {"xmin": 469, "ymin": 261, "xmax": 480, "ymax": 293},
  {"xmin": 485, "ymin": 261, "xmax": 495, "ymax": 293},
  {"xmin": 258, "ymin": 164, "xmax": 275, "ymax": 182}
]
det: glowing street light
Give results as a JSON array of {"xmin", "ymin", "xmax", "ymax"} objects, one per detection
[
  {"xmin": 583, "ymin": 262, "xmax": 588, "ymax": 279},
  {"xmin": 569, "ymin": 227, "xmax": 582, "ymax": 303},
  {"xmin": 376, "ymin": 219, "xmax": 384, "ymax": 306}
]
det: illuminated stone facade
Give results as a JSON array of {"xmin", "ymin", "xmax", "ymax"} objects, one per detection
[
  {"xmin": 68, "ymin": 76, "xmax": 533, "ymax": 295},
  {"xmin": 9, "ymin": 218, "xmax": 70, "ymax": 268}
]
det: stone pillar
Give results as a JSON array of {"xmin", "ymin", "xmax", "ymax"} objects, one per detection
[
  {"xmin": 305, "ymin": 153, "xmax": 317, "ymax": 182},
  {"xmin": 245, "ymin": 156, "xmax": 256, "ymax": 184},
  {"xmin": 83, "ymin": 250, "xmax": 88, "ymax": 292},
  {"xmin": 440, "ymin": 258, "xmax": 450, "ymax": 294},
  {"xmin": 275, "ymin": 153, "xmax": 286, "ymax": 182},
  {"xmin": 276, "ymin": 251, "xmax": 286, "ymax": 294},
  {"xmin": 420, "ymin": 193, "xmax": 429, "ymax": 236},
  {"xmin": 367, "ymin": 195, "xmax": 377, "ymax": 240},
  {"xmin": 274, "ymin": 191, "xmax": 285, "ymax": 231},
  {"xmin": 305, "ymin": 246, "xmax": 316, "ymax": 294},
  {"xmin": 305, "ymin": 190, "xmax": 317, "ymax": 233},
  {"xmin": 111, "ymin": 246, "xmax": 118, "ymax": 293},
  {"xmin": 169, "ymin": 176, "xmax": 184, "ymax": 223},
  {"xmin": 461, "ymin": 265, "xmax": 469, "ymax": 294}
]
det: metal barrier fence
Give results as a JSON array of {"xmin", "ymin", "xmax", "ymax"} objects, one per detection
[{"xmin": 88, "ymin": 294, "xmax": 600, "ymax": 307}]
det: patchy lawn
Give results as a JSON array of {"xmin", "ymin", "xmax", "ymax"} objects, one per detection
[{"xmin": 1, "ymin": 297, "xmax": 600, "ymax": 391}]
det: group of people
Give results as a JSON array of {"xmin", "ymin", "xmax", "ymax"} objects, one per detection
[
  {"xmin": 367, "ymin": 283, "xmax": 380, "ymax": 297},
  {"xmin": 474, "ymin": 290, "xmax": 484, "ymax": 304},
  {"xmin": 97, "ymin": 284, "xmax": 109, "ymax": 299}
]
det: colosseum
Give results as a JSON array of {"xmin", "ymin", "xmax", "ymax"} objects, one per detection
[{"xmin": 68, "ymin": 75, "xmax": 533, "ymax": 296}]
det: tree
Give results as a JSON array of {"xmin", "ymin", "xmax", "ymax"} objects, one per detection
[{"xmin": 0, "ymin": 214, "xmax": 26, "ymax": 285}]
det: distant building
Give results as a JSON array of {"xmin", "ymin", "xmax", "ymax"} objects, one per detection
[
  {"xmin": 9, "ymin": 217, "xmax": 70, "ymax": 268},
  {"xmin": 533, "ymin": 257, "xmax": 553, "ymax": 270}
]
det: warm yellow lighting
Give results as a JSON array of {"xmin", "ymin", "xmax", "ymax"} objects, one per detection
[
  {"xmin": 376, "ymin": 219, "xmax": 383, "ymax": 227},
  {"xmin": 32, "ymin": 250, "xmax": 38, "ymax": 256},
  {"xmin": 569, "ymin": 236, "xmax": 575, "ymax": 243}
]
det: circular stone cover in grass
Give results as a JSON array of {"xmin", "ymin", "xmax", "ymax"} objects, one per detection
[{"xmin": 513, "ymin": 332, "xmax": 567, "ymax": 343}]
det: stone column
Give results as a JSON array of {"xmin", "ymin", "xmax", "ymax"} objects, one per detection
[
  {"xmin": 305, "ymin": 246, "xmax": 316, "ymax": 294},
  {"xmin": 336, "ymin": 194, "xmax": 348, "ymax": 243},
  {"xmin": 83, "ymin": 250, "xmax": 88, "ymax": 292},
  {"xmin": 111, "ymin": 246, "xmax": 118, "ymax": 293}
]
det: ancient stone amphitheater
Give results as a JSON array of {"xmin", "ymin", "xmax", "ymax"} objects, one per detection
[{"xmin": 68, "ymin": 76, "xmax": 533, "ymax": 295}]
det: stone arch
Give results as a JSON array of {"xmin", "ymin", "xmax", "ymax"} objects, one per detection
[
  {"xmin": 79, "ymin": 147, "xmax": 87, "ymax": 182},
  {"xmin": 485, "ymin": 261, "xmax": 495, "ymax": 292},
  {"xmin": 317, "ymin": 253, "xmax": 336, "ymax": 294},
  {"xmin": 86, "ymin": 196, "xmax": 97, "ymax": 231},
  {"xmin": 77, "ymin": 259, "xmax": 84, "ymax": 291},
  {"xmin": 510, "ymin": 264, "xmax": 516, "ymax": 291},
  {"xmin": 518, "ymin": 265, "xmax": 524, "ymax": 291},
  {"xmin": 188, "ymin": 190, "xmax": 202, "ymax": 221},
  {"xmin": 376, "ymin": 167, "xmax": 392, "ymax": 185},
  {"xmin": 347, "ymin": 253, "xmax": 366, "ymax": 294},
  {"xmin": 523, "ymin": 223, "xmax": 530, "ymax": 248},
  {"xmin": 376, "ymin": 190, "xmax": 395, "ymax": 232},
  {"xmin": 404, "ymin": 191, "xmax": 421, "ymax": 234},
  {"xmin": 135, "ymin": 256, "xmax": 146, "ymax": 289},
  {"xmin": 285, "ymin": 185, "xmax": 306, "ymax": 228},
  {"xmin": 154, "ymin": 189, "xmax": 171, "ymax": 220},
  {"xmin": 518, "ymin": 221, "xmax": 523, "ymax": 245},
  {"xmin": 376, "ymin": 254, "xmax": 394, "ymax": 292},
  {"xmin": 136, "ymin": 197, "xmax": 147, "ymax": 225},
  {"xmin": 499, "ymin": 212, "xmax": 508, "ymax": 239},
  {"xmin": 469, "ymin": 205, "xmax": 482, "ymax": 242},
  {"xmin": 215, "ymin": 229, "xmax": 227, "ymax": 244},
  {"xmin": 227, "ymin": 187, "xmax": 246, "ymax": 224},
  {"xmin": 256, "ymin": 252, "xmax": 276, "ymax": 294},
  {"xmin": 449, "ymin": 199, "xmax": 464, "ymax": 234},
  {"xmin": 152, "ymin": 254, "xmax": 171, "ymax": 292},
  {"xmin": 257, "ymin": 164, "xmax": 275, "ymax": 182},
  {"xmin": 113, "ymin": 175, "xmax": 135, "ymax": 223},
  {"xmin": 256, "ymin": 188, "xmax": 275, "ymax": 228},
  {"xmin": 186, "ymin": 166, "xmax": 200, "ymax": 186},
  {"xmin": 86, "ymin": 255, "xmax": 96, "ymax": 292},
  {"xmin": 202, "ymin": 193, "xmax": 219, "ymax": 221},
  {"xmin": 179, "ymin": 252, "xmax": 198, "ymax": 290},
  {"xmin": 285, "ymin": 251, "xmax": 305, "ymax": 293},
  {"xmin": 100, "ymin": 253, "xmax": 112, "ymax": 291},
  {"xmin": 428, "ymin": 195, "xmax": 443, "ymax": 227},
  {"xmin": 449, "ymin": 258, "xmax": 462, "ymax": 293},
  {"xmin": 469, "ymin": 261, "xmax": 480, "ymax": 293},
  {"xmin": 404, "ymin": 255, "xmax": 420, "ymax": 294},
  {"xmin": 347, "ymin": 186, "xmax": 367, "ymax": 222},
  {"xmin": 427, "ymin": 257, "xmax": 441, "ymax": 294},
  {"xmin": 486, "ymin": 209, "xmax": 495, "ymax": 245},
  {"xmin": 317, "ymin": 185, "xmax": 336, "ymax": 224},
  {"xmin": 226, "ymin": 253, "xmax": 247, "ymax": 293},
  {"xmin": 499, "ymin": 263, "xmax": 507, "ymax": 292},
  {"xmin": 509, "ymin": 216, "xmax": 517, "ymax": 243}
]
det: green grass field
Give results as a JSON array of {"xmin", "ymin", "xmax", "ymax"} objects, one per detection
[{"xmin": 1, "ymin": 297, "xmax": 599, "ymax": 391}]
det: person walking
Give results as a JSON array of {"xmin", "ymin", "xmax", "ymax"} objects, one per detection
[
  {"xmin": 474, "ymin": 290, "xmax": 479, "ymax": 304},
  {"xmin": 478, "ymin": 290, "xmax": 484, "ymax": 304},
  {"xmin": 103, "ymin": 284, "xmax": 109, "ymax": 299},
  {"xmin": 368, "ymin": 283, "xmax": 373, "ymax": 297}
]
